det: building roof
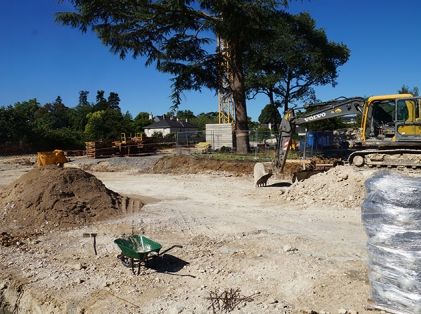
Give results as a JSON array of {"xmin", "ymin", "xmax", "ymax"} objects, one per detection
[{"xmin": 144, "ymin": 118, "xmax": 196, "ymax": 129}]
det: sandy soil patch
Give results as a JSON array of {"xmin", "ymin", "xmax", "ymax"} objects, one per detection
[{"xmin": 0, "ymin": 155, "xmax": 384, "ymax": 313}]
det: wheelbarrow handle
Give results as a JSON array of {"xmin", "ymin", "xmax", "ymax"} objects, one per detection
[{"xmin": 159, "ymin": 245, "xmax": 183, "ymax": 256}]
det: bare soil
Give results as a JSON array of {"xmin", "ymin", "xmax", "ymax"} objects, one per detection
[
  {"xmin": 152, "ymin": 155, "xmax": 254, "ymax": 176},
  {"xmin": 0, "ymin": 155, "xmax": 384, "ymax": 313},
  {"xmin": 0, "ymin": 165, "xmax": 142, "ymax": 235},
  {"xmin": 282, "ymin": 165, "xmax": 374, "ymax": 209},
  {"xmin": 152, "ymin": 155, "xmax": 311, "ymax": 181}
]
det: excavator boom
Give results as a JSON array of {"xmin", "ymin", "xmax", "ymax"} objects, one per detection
[
  {"xmin": 275, "ymin": 97, "xmax": 364, "ymax": 173},
  {"xmin": 253, "ymin": 97, "xmax": 363, "ymax": 186}
]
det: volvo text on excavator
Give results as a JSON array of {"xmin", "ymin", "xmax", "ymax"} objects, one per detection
[{"xmin": 254, "ymin": 94, "xmax": 421, "ymax": 186}]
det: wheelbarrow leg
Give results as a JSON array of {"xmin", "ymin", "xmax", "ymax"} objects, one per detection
[
  {"xmin": 137, "ymin": 260, "xmax": 141, "ymax": 275},
  {"xmin": 131, "ymin": 258, "xmax": 135, "ymax": 275}
]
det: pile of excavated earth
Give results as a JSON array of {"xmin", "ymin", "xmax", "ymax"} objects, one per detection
[
  {"xmin": 281, "ymin": 165, "xmax": 374, "ymax": 208},
  {"xmin": 0, "ymin": 165, "xmax": 142, "ymax": 235}
]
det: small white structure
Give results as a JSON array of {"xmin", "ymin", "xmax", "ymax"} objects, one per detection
[
  {"xmin": 205, "ymin": 123, "xmax": 234, "ymax": 149},
  {"xmin": 143, "ymin": 118, "xmax": 196, "ymax": 137}
]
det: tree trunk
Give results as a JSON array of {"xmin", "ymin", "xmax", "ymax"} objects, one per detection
[
  {"xmin": 284, "ymin": 70, "xmax": 292, "ymax": 113},
  {"xmin": 229, "ymin": 43, "xmax": 250, "ymax": 154},
  {"xmin": 268, "ymin": 88, "xmax": 275, "ymax": 106}
]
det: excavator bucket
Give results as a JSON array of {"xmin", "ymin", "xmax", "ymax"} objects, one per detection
[{"xmin": 254, "ymin": 162, "xmax": 273, "ymax": 187}]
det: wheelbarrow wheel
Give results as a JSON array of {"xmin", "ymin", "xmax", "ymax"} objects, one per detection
[{"xmin": 117, "ymin": 254, "xmax": 132, "ymax": 267}]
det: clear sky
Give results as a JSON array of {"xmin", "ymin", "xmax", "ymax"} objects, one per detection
[{"xmin": 0, "ymin": 0, "xmax": 420, "ymax": 120}]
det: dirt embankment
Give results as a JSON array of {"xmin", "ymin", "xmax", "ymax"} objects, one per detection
[
  {"xmin": 152, "ymin": 155, "xmax": 255, "ymax": 176},
  {"xmin": 0, "ymin": 165, "xmax": 142, "ymax": 235}
]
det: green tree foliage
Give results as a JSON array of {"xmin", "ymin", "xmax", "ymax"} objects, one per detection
[
  {"xmin": 35, "ymin": 96, "xmax": 71, "ymax": 131},
  {"xmin": 12, "ymin": 99, "xmax": 41, "ymax": 143},
  {"xmin": 94, "ymin": 90, "xmax": 108, "ymax": 111},
  {"xmin": 4, "ymin": 100, "xmax": 38, "ymax": 143},
  {"xmin": 246, "ymin": 12, "xmax": 349, "ymax": 113},
  {"xmin": 84, "ymin": 111, "xmax": 105, "ymax": 141},
  {"xmin": 85, "ymin": 90, "xmax": 127, "ymax": 140},
  {"xmin": 176, "ymin": 110, "xmax": 195, "ymax": 122},
  {"xmin": 72, "ymin": 90, "xmax": 93, "ymax": 132},
  {"xmin": 248, "ymin": 117, "xmax": 259, "ymax": 130},
  {"xmin": 190, "ymin": 112, "xmax": 218, "ymax": 130},
  {"xmin": 107, "ymin": 92, "xmax": 121, "ymax": 111},
  {"xmin": 0, "ymin": 98, "xmax": 83, "ymax": 151},
  {"xmin": 133, "ymin": 112, "xmax": 152, "ymax": 132},
  {"xmin": 78, "ymin": 90, "xmax": 90, "ymax": 106},
  {"xmin": 398, "ymin": 85, "xmax": 419, "ymax": 96},
  {"xmin": 165, "ymin": 110, "xmax": 176, "ymax": 119},
  {"xmin": 258, "ymin": 104, "xmax": 281, "ymax": 131},
  {"xmin": 56, "ymin": 0, "xmax": 293, "ymax": 153},
  {"xmin": 0, "ymin": 105, "xmax": 18, "ymax": 141},
  {"xmin": 44, "ymin": 128, "xmax": 83, "ymax": 149},
  {"xmin": 121, "ymin": 111, "xmax": 135, "ymax": 135},
  {"xmin": 0, "ymin": 89, "xmax": 130, "ymax": 152},
  {"xmin": 79, "ymin": 90, "xmax": 126, "ymax": 141},
  {"xmin": 84, "ymin": 109, "xmax": 123, "ymax": 141}
]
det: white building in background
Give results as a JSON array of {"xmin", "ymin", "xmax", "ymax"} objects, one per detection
[
  {"xmin": 205, "ymin": 123, "xmax": 233, "ymax": 150},
  {"xmin": 143, "ymin": 117, "xmax": 197, "ymax": 137}
]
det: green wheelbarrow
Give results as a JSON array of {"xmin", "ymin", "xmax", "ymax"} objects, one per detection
[{"xmin": 114, "ymin": 235, "xmax": 162, "ymax": 275}]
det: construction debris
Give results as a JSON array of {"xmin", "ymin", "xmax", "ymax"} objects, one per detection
[
  {"xmin": 206, "ymin": 288, "xmax": 256, "ymax": 313},
  {"xmin": 85, "ymin": 141, "xmax": 116, "ymax": 158},
  {"xmin": 85, "ymin": 134, "xmax": 157, "ymax": 159},
  {"xmin": 195, "ymin": 142, "xmax": 211, "ymax": 153}
]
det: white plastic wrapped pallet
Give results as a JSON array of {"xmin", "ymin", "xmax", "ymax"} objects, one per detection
[{"xmin": 362, "ymin": 171, "xmax": 421, "ymax": 314}]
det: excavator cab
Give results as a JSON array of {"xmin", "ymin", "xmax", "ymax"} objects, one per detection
[
  {"xmin": 362, "ymin": 94, "xmax": 421, "ymax": 143},
  {"xmin": 394, "ymin": 97, "xmax": 421, "ymax": 141},
  {"xmin": 365, "ymin": 99, "xmax": 396, "ymax": 139}
]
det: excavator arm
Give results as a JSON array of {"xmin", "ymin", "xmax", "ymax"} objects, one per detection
[
  {"xmin": 275, "ymin": 97, "xmax": 365, "ymax": 174},
  {"xmin": 254, "ymin": 97, "xmax": 364, "ymax": 186}
]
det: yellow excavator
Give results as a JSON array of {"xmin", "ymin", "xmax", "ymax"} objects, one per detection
[{"xmin": 254, "ymin": 94, "xmax": 421, "ymax": 186}]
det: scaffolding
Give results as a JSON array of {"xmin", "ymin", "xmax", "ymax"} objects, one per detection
[
  {"xmin": 218, "ymin": 90, "xmax": 235, "ymax": 124},
  {"xmin": 217, "ymin": 36, "xmax": 235, "ymax": 125}
]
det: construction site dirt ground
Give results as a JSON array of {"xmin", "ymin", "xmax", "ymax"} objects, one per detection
[{"xmin": 0, "ymin": 154, "xmax": 383, "ymax": 313}]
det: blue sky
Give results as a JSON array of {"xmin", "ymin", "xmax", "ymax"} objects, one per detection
[{"xmin": 0, "ymin": 0, "xmax": 420, "ymax": 120}]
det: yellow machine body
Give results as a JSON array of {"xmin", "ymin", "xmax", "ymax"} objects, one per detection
[{"xmin": 36, "ymin": 150, "xmax": 68, "ymax": 167}]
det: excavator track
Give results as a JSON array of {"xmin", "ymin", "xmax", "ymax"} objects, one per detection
[{"xmin": 348, "ymin": 149, "xmax": 421, "ymax": 168}]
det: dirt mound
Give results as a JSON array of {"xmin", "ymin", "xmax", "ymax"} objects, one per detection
[
  {"xmin": 152, "ymin": 155, "xmax": 254, "ymax": 176},
  {"xmin": 281, "ymin": 165, "xmax": 367, "ymax": 208},
  {"xmin": 0, "ymin": 166, "xmax": 140, "ymax": 234}
]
